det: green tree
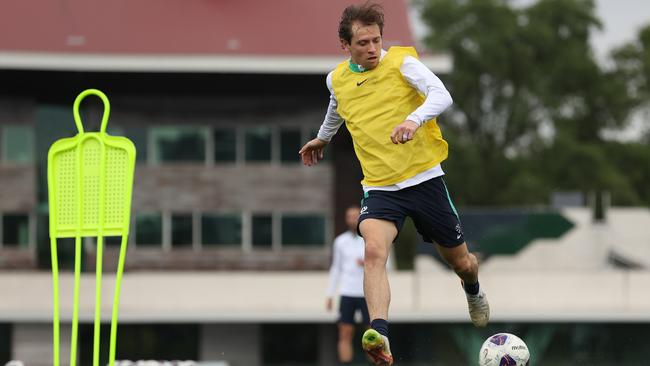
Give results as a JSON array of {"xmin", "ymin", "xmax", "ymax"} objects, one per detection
[
  {"xmin": 611, "ymin": 24, "xmax": 650, "ymax": 142},
  {"xmin": 523, "ymin": 0, "xmax": 635, "ymax": 142},
  {"xmin": 416, "ymin": 0, "xmax": 642, "ymax": 205}
]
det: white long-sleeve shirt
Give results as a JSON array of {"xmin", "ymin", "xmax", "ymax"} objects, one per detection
[
  {"xmin": 326, "ymin": 231, "xmax": 365, "ymax": 298},
  {"xmin": 317, "ymin": 50, "xmax": 453, "ymax": 192}
]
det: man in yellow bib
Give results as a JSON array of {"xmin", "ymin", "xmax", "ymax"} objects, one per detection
[{"xmin": 299, "ymin": 3, "xmax": 489, "ymax": 365}]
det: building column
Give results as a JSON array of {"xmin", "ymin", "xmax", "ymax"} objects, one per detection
[
  {"xmin": 200, "ymin": 324, "xmax": 261, "ymax": 366},
  {"xmin": 318, "ymin": 323, "xmax": 337, "ymax": 366},
  {"xmin": 13, "ymin": 323, "xmax": 72, "ymax": 366}
]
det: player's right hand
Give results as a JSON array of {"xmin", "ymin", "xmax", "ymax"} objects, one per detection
[
  {"xmin": 390, "ymin": 119, "xmax": 419, "ymax": 144},
  {"xmin": 299, "ymin": 138, "xmax": 328, "ymax": 166},
  {"xmin": 326, "ymin": 297, "xmax": 333, "ymax": 311}
]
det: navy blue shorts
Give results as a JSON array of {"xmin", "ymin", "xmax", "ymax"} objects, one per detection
[
  {"xmin": 339, "ymin": 296, "xmax": 370, "ymax": 325},
  {"xmin": 359, "ymin": 176, "xmax": 465, "ymax": 247}
]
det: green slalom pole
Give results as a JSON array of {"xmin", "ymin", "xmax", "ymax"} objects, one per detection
[
  {"xmin": 50, "ymin": 237, "xmax": 60, "ymax": 366},
  {"xmin": 93, "ymin": 235, "xmax": 103, "ymax": 366},
  {"xmin": 109, "ymin": 234, "xmax": 129, "ymax": 365},
  {"xmin": 70, "ymin": 237, "xmax": 81, "ymax": 366}
]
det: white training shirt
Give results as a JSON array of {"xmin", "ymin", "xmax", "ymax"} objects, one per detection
[
  {"xmin": 326, "ymin": 231, "xmax": 366, "ymax": 298},
  {"xmin": 316, "ymin": 49, "xmax": 453, "ymax": 192}
]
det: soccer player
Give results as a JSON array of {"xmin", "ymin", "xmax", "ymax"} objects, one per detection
[
  {"xmin": 299, "ymin": 3, "xmax": 490, "ymax": 365},
  {"xmin": 326, "ymin": 205, "xmax": 369, "ymax": 365}
]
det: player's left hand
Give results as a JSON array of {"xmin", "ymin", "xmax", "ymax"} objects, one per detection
[{"xmin": 390, "ymin": 120, "xmax": 419, "ymax": 144}]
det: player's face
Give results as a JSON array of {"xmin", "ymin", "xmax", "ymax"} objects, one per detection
[
  {"xmin": 345, "ymin": 207, "xmax": 360, "ymax": 232},
  {"xmin": 342, "ymin": 21, "xmax": 382, "ymax": 70}
]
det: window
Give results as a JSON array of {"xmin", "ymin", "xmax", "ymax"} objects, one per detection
[
  {"xmin": 280, "ymin": 128, "xmax": 301, "ymax": 163},
  {"xmin": 2, "ymin": 126, "xmax": 34, "ymax": 163},
  {"xmin": 244, "ymin": 127, "xmax": 272, "ymax": 162},
  {"xmin": 152, "ymin": 127, "xmax": 206, "ymax": 163},
  {"xmin": 262, "ymin": 324, "xmax": 318, "ymax": 365},
  {"xmin": 202, "ymin": 214, "xmax": 242, "ymax": 246},
  {"xmin": 123, "ymin": 126, "xmax": 148, "ymax": 163},
  {"xmin": 281, "ymin": 214, "xmax": 326, "ymax": 246},
  {"xmin": 309, "ymin": 127, "xmax": 320, "ymax": 139},
  {"xmin": 135, "ymin": 213, "xmax": 162, "ymax": 246},
  {"xmin": 172, "ymin": 214, "xmax": 193, "ymax": 247},
  {"xmin": 108, "ymin": 125, "xmax": 147, "ymax": 162},
  {"xmin": 104, "ymin": 236, "xmax": 124, "ymax": 247},
  {"xmin": 2, "ymin": 213, "xmax": 29, "ymax": 247},
  {"xmin": 213, "ymin": 128, "xmax": 237, "ymax": 162},
  {"xmin": 252, "ymin": 214, "xmax": 273, "ymax": 248},
  {"xmin": 102, "ymin": 125, "xmax": 330, "ymax": 165},
  {"xmin": 106, "ymin": 125, "xmax": 124, "ymax": 135},
  {"xmin": 0, "ymin": 323, "xmax": 10, "ymax": 364},
  {"xmin": 79, "ymin": 324, "xmax": 198, "ymax": 364}
]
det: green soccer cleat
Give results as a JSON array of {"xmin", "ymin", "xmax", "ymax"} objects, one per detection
[{"xmin": 362, "ymin": 328, "xmax": 394, "ymax": 366}]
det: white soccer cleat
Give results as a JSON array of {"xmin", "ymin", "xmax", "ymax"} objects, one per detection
[{"xmin": 466, "ymin": 289, "xmax": 490, "ymax": 327}]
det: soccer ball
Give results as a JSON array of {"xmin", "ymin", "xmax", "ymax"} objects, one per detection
[{"xmin": 478, "ymin": 333, "xmax": 530, "ymax": 366}]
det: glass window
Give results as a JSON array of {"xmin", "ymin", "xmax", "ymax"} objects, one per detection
[
  {"xmin": 2, "ymin": 126, "xmax": 34, "ymax": 163},
  {"xmin": 309, "ymin": 127, "xmax": 320, "ymax": 139},
  {"xmin": 152, "ymin": 127, "xmax": 206, "ymax": 163},
  {"xmin": 172, "ymin": 214, "xmax": 193, "ymax": 247},
  {"xmin": 262, "ymin": 324, "xmax": 318, "ymax": 365},
  {"xmin": 2, "ymin": 214, "xmax": 29, "ymax": 247},
  {"xmin": 135, "ymin": 213, "xmax": 162, "ymax": 246},
  {"xmin": 106, "ymin": 125, "xmax": 124, "ymax": 135},
  {"xmin": 281, "ymin": 214, "xmax": 325, "ymax": 246},
  {"xmin": 104, "ymin": 236, "xmax": 124, "ymax": 247},
  {"xmin": 202, "ymin": 214, "xmax": 242, "ymax": 246},
  {"xmin": 123, "ymin": 126, "xmax": 148, "ymax": 163},
  {"xmin": 79, "ymin": 324, "xmax": 198, "ymax": 364},
  {"xmin": 213, "ymin": 128, "xmax": 237, "ymax": 162},
  {"xmin": 245, "ymin": 127, "xmax": 271, "ymax": 162},
  {"xmin": 0, "ymin": 323, "xmax": 10, "ymax": 363},
  {"xmin": 280, "ymin": 128, "xmax": 301, "ymax": 163},
  {"xmin": 252, "ymin": 214, "xmax": 273, "ymax": 248},
  {"xmin": 36, "ymin": 214, "xmax": 82, "ymax": 270}
]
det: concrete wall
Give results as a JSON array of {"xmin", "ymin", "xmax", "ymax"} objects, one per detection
[
  {"xmin": 484, "ymin": 208, "xmax": 650, "ymax": 271},
  {"xmin": 1, "ymin": 269, "xmax": 649, "ymax": 324},
  {"xmin": 132, "ymin": 165, "xmax": 332, "ymax": 213},
  {"xmin": 2, "ymin": 268, "xmax": 650, "ymax": 365}
]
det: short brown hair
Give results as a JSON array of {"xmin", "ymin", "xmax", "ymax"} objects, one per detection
[{"xmin": 338, "ymin": 2, "xmax": 384, "ymax": 43}]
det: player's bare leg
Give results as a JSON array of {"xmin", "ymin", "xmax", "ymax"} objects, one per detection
[
  {"xmin": 360, "ymin": 219, "xmax": 395, "ymax": 321},
  {"xmin": 437, "ymin": 242, "xmax": 478, "ymax": 283},
  {"xmin": 337, "ymin": 323, "xmax": 355, "ymax": 363},
  {"xmin": 437, "ymin": 243, "xmax": 490, "ymax": 327},
  {"xmin": 359, "ymin": 218, "xmax": 396, "ymax": 365}
]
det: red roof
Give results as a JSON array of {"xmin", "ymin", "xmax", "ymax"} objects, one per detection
[
  {"xmin": 0, "ymin": 0, "xmax": 451, "ymax": 73},
  {"xmin": 1, "ymin": 0, "xmax": 414, "ymax": 55}
]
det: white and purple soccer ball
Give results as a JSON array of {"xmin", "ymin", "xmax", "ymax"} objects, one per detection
[{"xmin": 478, "ymin": 333, "xmax": 530, "ymax": 366}]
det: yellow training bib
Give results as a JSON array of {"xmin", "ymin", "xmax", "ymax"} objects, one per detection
[{"xmin": 331, "ymin": 46, "xmax": 448, "ymax": 186}]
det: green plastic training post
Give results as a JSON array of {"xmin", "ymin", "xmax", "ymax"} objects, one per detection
[{"xmin": 47, "ymin": 89, "xmax": 136, "ymax": 366}]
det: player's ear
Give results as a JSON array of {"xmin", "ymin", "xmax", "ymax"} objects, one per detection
[{"xmin": 340, "ymin": 38, "xmax": 350, "ymax": 51}]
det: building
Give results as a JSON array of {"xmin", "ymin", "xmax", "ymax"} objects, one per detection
[{"xmin": 0, "ymin": 0, "xmax": 450, "ymax": 272}]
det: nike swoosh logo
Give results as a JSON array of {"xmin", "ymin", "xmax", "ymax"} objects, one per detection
[{"xmin": 356, "ymin": 79, "xmax": 369, "ymax": 86}]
